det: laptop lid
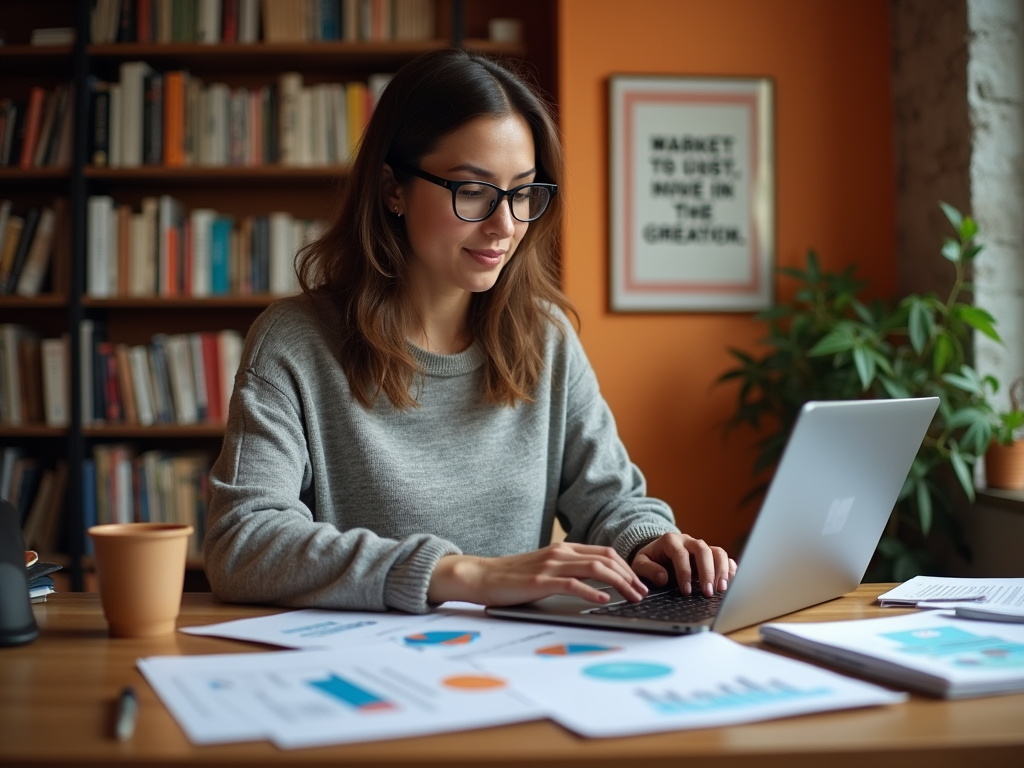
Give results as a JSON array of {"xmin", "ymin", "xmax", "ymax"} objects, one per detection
[{"xmin": 486, "ymin": 396, "xmax": 939, "ymax": 635}]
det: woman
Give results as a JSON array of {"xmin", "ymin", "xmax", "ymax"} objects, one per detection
[{"xmin": 203, "ymin": 48, "xmax": 736, "ymax": 613}]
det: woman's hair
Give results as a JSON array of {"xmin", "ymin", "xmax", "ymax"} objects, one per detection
[{"xmin": 297, "ymin": 47, "xmax": 575, "ymax": 409}]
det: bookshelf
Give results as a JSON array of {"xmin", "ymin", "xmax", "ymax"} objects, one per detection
[{"xmin": 0, "ymin": 0, "xmax": 556, "ymax": 591}]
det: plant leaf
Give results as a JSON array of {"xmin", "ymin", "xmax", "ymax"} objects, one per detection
[
  {"xmin": 939, "ymin": 201, "xmax": 963, "ymax": 232},
  {"xmin": 957, "ymin": 305, "xmax": 1002, "ymax": 342},
  {"xmin": 809, "ymin": 330, "xmax": 855, "ymax": 357},
  {"xmin": 941, "ymin": 237, "xmax": 961, "ymax": 262},
  {"xmin": 853, "ymin": 345, "xmax": 875, "ymax": 390},
  {"xmin": 949, "ymin": 440, "xmax": 976, "ymax": 503},
  {"xmin": 933, "ymin": 332, "xmax": 954, "ymax": 374},
  {"xmin": 916, "ymin": 480, "xmax": 933, "ymax": 536},
  {"xmin": 908, "ymin": 300, "xmax": 931, "ymax": 353}
]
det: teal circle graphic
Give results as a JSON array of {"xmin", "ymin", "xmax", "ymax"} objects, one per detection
[{"xmin": 582, "ymin": 662, "xmax": 673, "ymax": 681}]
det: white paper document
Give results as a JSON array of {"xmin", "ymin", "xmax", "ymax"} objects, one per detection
[
  {"xmin": 477, "ymin": 631, "xmax": 906, "ymax": 738},
  {"xmin": 138, "ymin": 644, "xmax": 541, "ymax": 749},
  {"xmin": 180, "ymin": 604, "xmax": 672, "ymax": 661},
  {"xmin": 876, "ymin": 576, "xmax": 1024, "ymax": 609},
  {"xmin": 761, "ymin": 610, "xmax": 1024, "ymax": 698}
]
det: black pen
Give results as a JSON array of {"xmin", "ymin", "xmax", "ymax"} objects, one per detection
[{"xmin": 115, "ymin": 686, "xmax": 138, "ymax": 741}]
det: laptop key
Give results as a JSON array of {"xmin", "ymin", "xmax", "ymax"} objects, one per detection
[{"xmin": 588, "ymin": 590, "xmax": 725, "ymax": 622}]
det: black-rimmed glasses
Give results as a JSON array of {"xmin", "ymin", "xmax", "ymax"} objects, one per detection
[{"xmin": 392, "ymin": 161, "xmax": 557, "ymax": 223}]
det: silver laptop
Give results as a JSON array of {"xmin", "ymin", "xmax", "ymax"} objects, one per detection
[{"xmin": 487, "ymin": 397, "xmax": 939, "ymax": 635}]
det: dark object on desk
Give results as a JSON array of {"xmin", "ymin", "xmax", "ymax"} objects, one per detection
[
  {"xmin": 115, "ymin": 686, "xmax": 138, "ymax": 741},
  {"xmin": 0, "ymin": 499, "xmax": 40, "ymax": 647}
]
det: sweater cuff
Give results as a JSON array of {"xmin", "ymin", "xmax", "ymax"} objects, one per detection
[
  {"xmin": 615, "ymin": 523, "xmax": 678, "ymax": 564},
  {"xmin": 383, "ymin": 537, "xmax": 463, "ymax": 614}
]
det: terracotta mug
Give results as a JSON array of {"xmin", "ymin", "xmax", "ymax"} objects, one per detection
[{"xmin": 88, "ymin": 523, "xmax": 194, "ymax": 638}]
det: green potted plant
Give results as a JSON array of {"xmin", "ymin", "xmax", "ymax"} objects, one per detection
[{"xmin": 718, "ymin": 203, "xmax": 1009, "ymax": 581}]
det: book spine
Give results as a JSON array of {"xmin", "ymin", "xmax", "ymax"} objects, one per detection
[
  {"xmin": 40, "ymin": 335, "xmax": 70, "ymax": 428},
  {"xmin": 14, "ymin": 207, "xmax": 56, "ymax": 297},
  {"xmin": 18, "ymin": 87, "xmax": 46, "ymax": 170},
  {"xmin": 3, "ymin": 208, "xmax": 41, "ymax": 295}
]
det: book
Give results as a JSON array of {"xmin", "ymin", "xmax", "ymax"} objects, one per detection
[
  {"xmin": 128, "ymin": 344, "xmax": 156, "ymax": 426},
  {"xmin": 0, "ymin": 215, "xmax": 24, "ymax": 290},
  {"xmin": 88, "ymin": 78, "xmax": 111, "ymax": 167},
  {"xmin": 210, "ymin": 215, "xmax": 232, "ymax": 294},
  {"xmin": 115, "ymin": 343, "xmax": 139, "ymax": 425},
  {"xmin": 165, "ymin": 333, "xmax": 198, "ymax": 424},
  {"xmin": 2, "ymin": 207, "xmax": 40, "ymax": 294},
  {"xmin": 189, "ymin": 208, "xmax": 216, "ymax": 296},
  {"xmin": 18, "ymin": 87, "xmax": 46, "ymax": 169},
  {"xmin": 0, "ymin": 324, "xmax": 28, "ymax": 425},
  {"xmin": 164, "ymin": 71, "xmax": 188, "ymax": 167},
  {"xmin": 218, "ymin": 329, "xmax": 243, "ymax": 417},
  {"xmin": 761, "ymin": 610, "xmax": 1024, "ymax": 699},
  {"xmin": 277, "ymin": 72, "xmax": 302, "ymax": 166},
  {"xmin": 87, "ymin": 195, "xmax": 115, "ymax": 297},
  {"xmin": 17, "ymin": 334, "xmax": 44, "ymax": 424},
  {"xmin": 149, "ymin": 333, "xmax": 175, "ymax": 423},
  {"xmin": 14, "ymin": 206, "xmax": 56, "ymax": 297},
  {"xmin": 158, "ymin": 195, "xmax": 185, "ymax": 296},
  {"xmin": 118, "ymin": 61, "xmax": 155, "ymax": 168},
  {"xmin": 143, "ymin": 71, "xmax": 164, "ymax": 165},
  {"xmin": 40, "ymin": 335, "xmax": 70, "ymax": 428}
]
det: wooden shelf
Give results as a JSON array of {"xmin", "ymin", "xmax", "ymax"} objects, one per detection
[
  {"xmin": 82, "ymin": 424, "xmax": 227, "ymax": 439},
  {"xmin": 85, "ymin": 166, "xmax": 349, "ymax": 182},
  {"xmin": 87, "ymin": 40, "xmax": 455, "ymax": 70},
  {"xmin": 0, "ymin": 293, "xmax": 69, "ymax": 308},
  {"xmin": 0, "ymin": 167, "xmax": 72, "ymax": 180},
  {"xmin": 0, "ymin": 44, "xmax": 74, "ymax": 57},
  {"xmin": 82, "ymin": 294, "xmax": 281, "ymax": 308},
  {"xmin": 0, "ymin": 425, "xmax": 68, "ymax": 438}
]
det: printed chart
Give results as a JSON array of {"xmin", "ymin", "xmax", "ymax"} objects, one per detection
[{"xmin": 480, "ymin": 631, "xmax": 905, "ymax": 738}]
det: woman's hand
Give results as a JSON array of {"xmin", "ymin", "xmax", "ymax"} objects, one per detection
[
  {"xmin": 427, "ymin": 542, "xmax": 649, "ymax": 607},
  {"xmin": 629, "ymin": 533, "xmax": 737, "ymax": 597}
]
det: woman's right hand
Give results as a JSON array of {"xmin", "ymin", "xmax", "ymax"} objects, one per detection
[{"xmin": 426, "ymin": 543, "xmax": 649, "ymax": 607}]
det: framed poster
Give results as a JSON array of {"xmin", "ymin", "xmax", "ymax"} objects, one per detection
[{"xmin": 609, "ymin": 75, "xmax": 774, "ymax": 312}]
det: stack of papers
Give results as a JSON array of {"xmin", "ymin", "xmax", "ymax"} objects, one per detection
[
  {"xmin": 761, "ymin": 610, "xmax": 1024, "ymax": 698},
  {"xmin": 877, "ymin": 576, "xmax": 1024, "ymax": 622},
  {"xmin": 139, "ymin": 605, "xmax": 905, "ymax": 748}
]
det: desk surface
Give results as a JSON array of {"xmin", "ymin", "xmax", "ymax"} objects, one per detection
[{"xmin": 1, "ymin": 585, "xmax": 1022, "ymax": 768}]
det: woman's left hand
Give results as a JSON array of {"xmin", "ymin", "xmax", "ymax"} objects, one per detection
[{"xmin": 629, "ymin": 533, "xmax": 737, "ymax": 597}]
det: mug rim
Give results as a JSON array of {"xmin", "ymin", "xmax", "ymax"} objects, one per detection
[{"xmin": 87, "ymin": 523, "xmax": 195, "ymax": 538}]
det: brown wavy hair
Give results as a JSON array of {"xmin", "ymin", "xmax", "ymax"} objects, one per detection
[{"xmin": 297, "ymin": 48, "xmax": 575, "ymax": 409}]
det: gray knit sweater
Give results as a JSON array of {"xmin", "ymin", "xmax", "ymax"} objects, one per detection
[{"xmin": 203, "ymin": 292, "xmax": 678, "ymax": 613}]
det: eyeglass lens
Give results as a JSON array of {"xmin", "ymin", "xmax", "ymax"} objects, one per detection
[{"xmin": 455, "ymin": 183, "xmax": 551, "ymax": 222}]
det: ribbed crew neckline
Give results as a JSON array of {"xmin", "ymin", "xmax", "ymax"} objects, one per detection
[{"xmin": 408, "ymin": 342, "xmax": 486, "ymax": 378}]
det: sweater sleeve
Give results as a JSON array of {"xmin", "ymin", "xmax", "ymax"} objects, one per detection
[
  {"xmin": 202, "ymin": 314, "xmax": 461, "ymax": 614},
  {"xmin": 555, "ymin": 328, "xmax": 679, "ymax": 559}
]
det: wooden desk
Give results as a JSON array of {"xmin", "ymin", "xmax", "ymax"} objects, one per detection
[{"xmin": 1, "ymin": 585, "xmax": 1022, "ymax": 768}]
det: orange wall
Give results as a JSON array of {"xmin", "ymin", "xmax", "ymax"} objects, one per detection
[{"xmin": 558, "ymin": 0, "xmax": 895, "ymax": 550}]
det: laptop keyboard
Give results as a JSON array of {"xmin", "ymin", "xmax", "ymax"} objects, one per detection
[{"xmin": 587, "ymin": 588, "xmax": 725, "ymax": 623}]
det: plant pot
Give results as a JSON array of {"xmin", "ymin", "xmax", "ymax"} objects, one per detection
[{"xmin": 985, "ymin": 440, "xmax": 1024, "ymax": 491}]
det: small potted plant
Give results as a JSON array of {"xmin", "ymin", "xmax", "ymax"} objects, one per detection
[{"xmin": 983, "ymin": 377, "xmax": 1024, "ymax": 491}]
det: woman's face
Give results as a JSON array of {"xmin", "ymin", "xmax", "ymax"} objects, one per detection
[{"xmin": 393, "ymin": 114, "xmax": 536, "ymax": 304}]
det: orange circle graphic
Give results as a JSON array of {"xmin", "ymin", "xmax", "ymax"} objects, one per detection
[{"xmin": 442, "ymin": 675, "xmax": 507, "ymax": 691}]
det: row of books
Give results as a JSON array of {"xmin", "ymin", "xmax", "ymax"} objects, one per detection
[
  {"xmin": 80, "ymin": 324, "xmax": 244, "ymax": 428},
  {"xmin": 0, "ymin": 325, "xmax": 69, "ymax": 429},
  {"xmin": 85, "ymin": 445, "xmax": 210, "ymax": 559},
  {"xmin": 2, "ymin": 448, "xmax": 68, "ymax": 553},
  {"xmin": 91, "ymin": 0, "xmax": 436, "ymax": 45},
  {"xmin": 0, "ymin": 84, "xmax": 75, "ymax": 169},
  {"xmin": 89, "ymin": 68, "xmax": 387, "ymax": 169},
  {"xmin": 0, "ymin": 199, "xmax": 66, "ymax": 298},
  {"xmin": 87, "ymin": 194, "xmax": 322, "ymax": 298}
]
